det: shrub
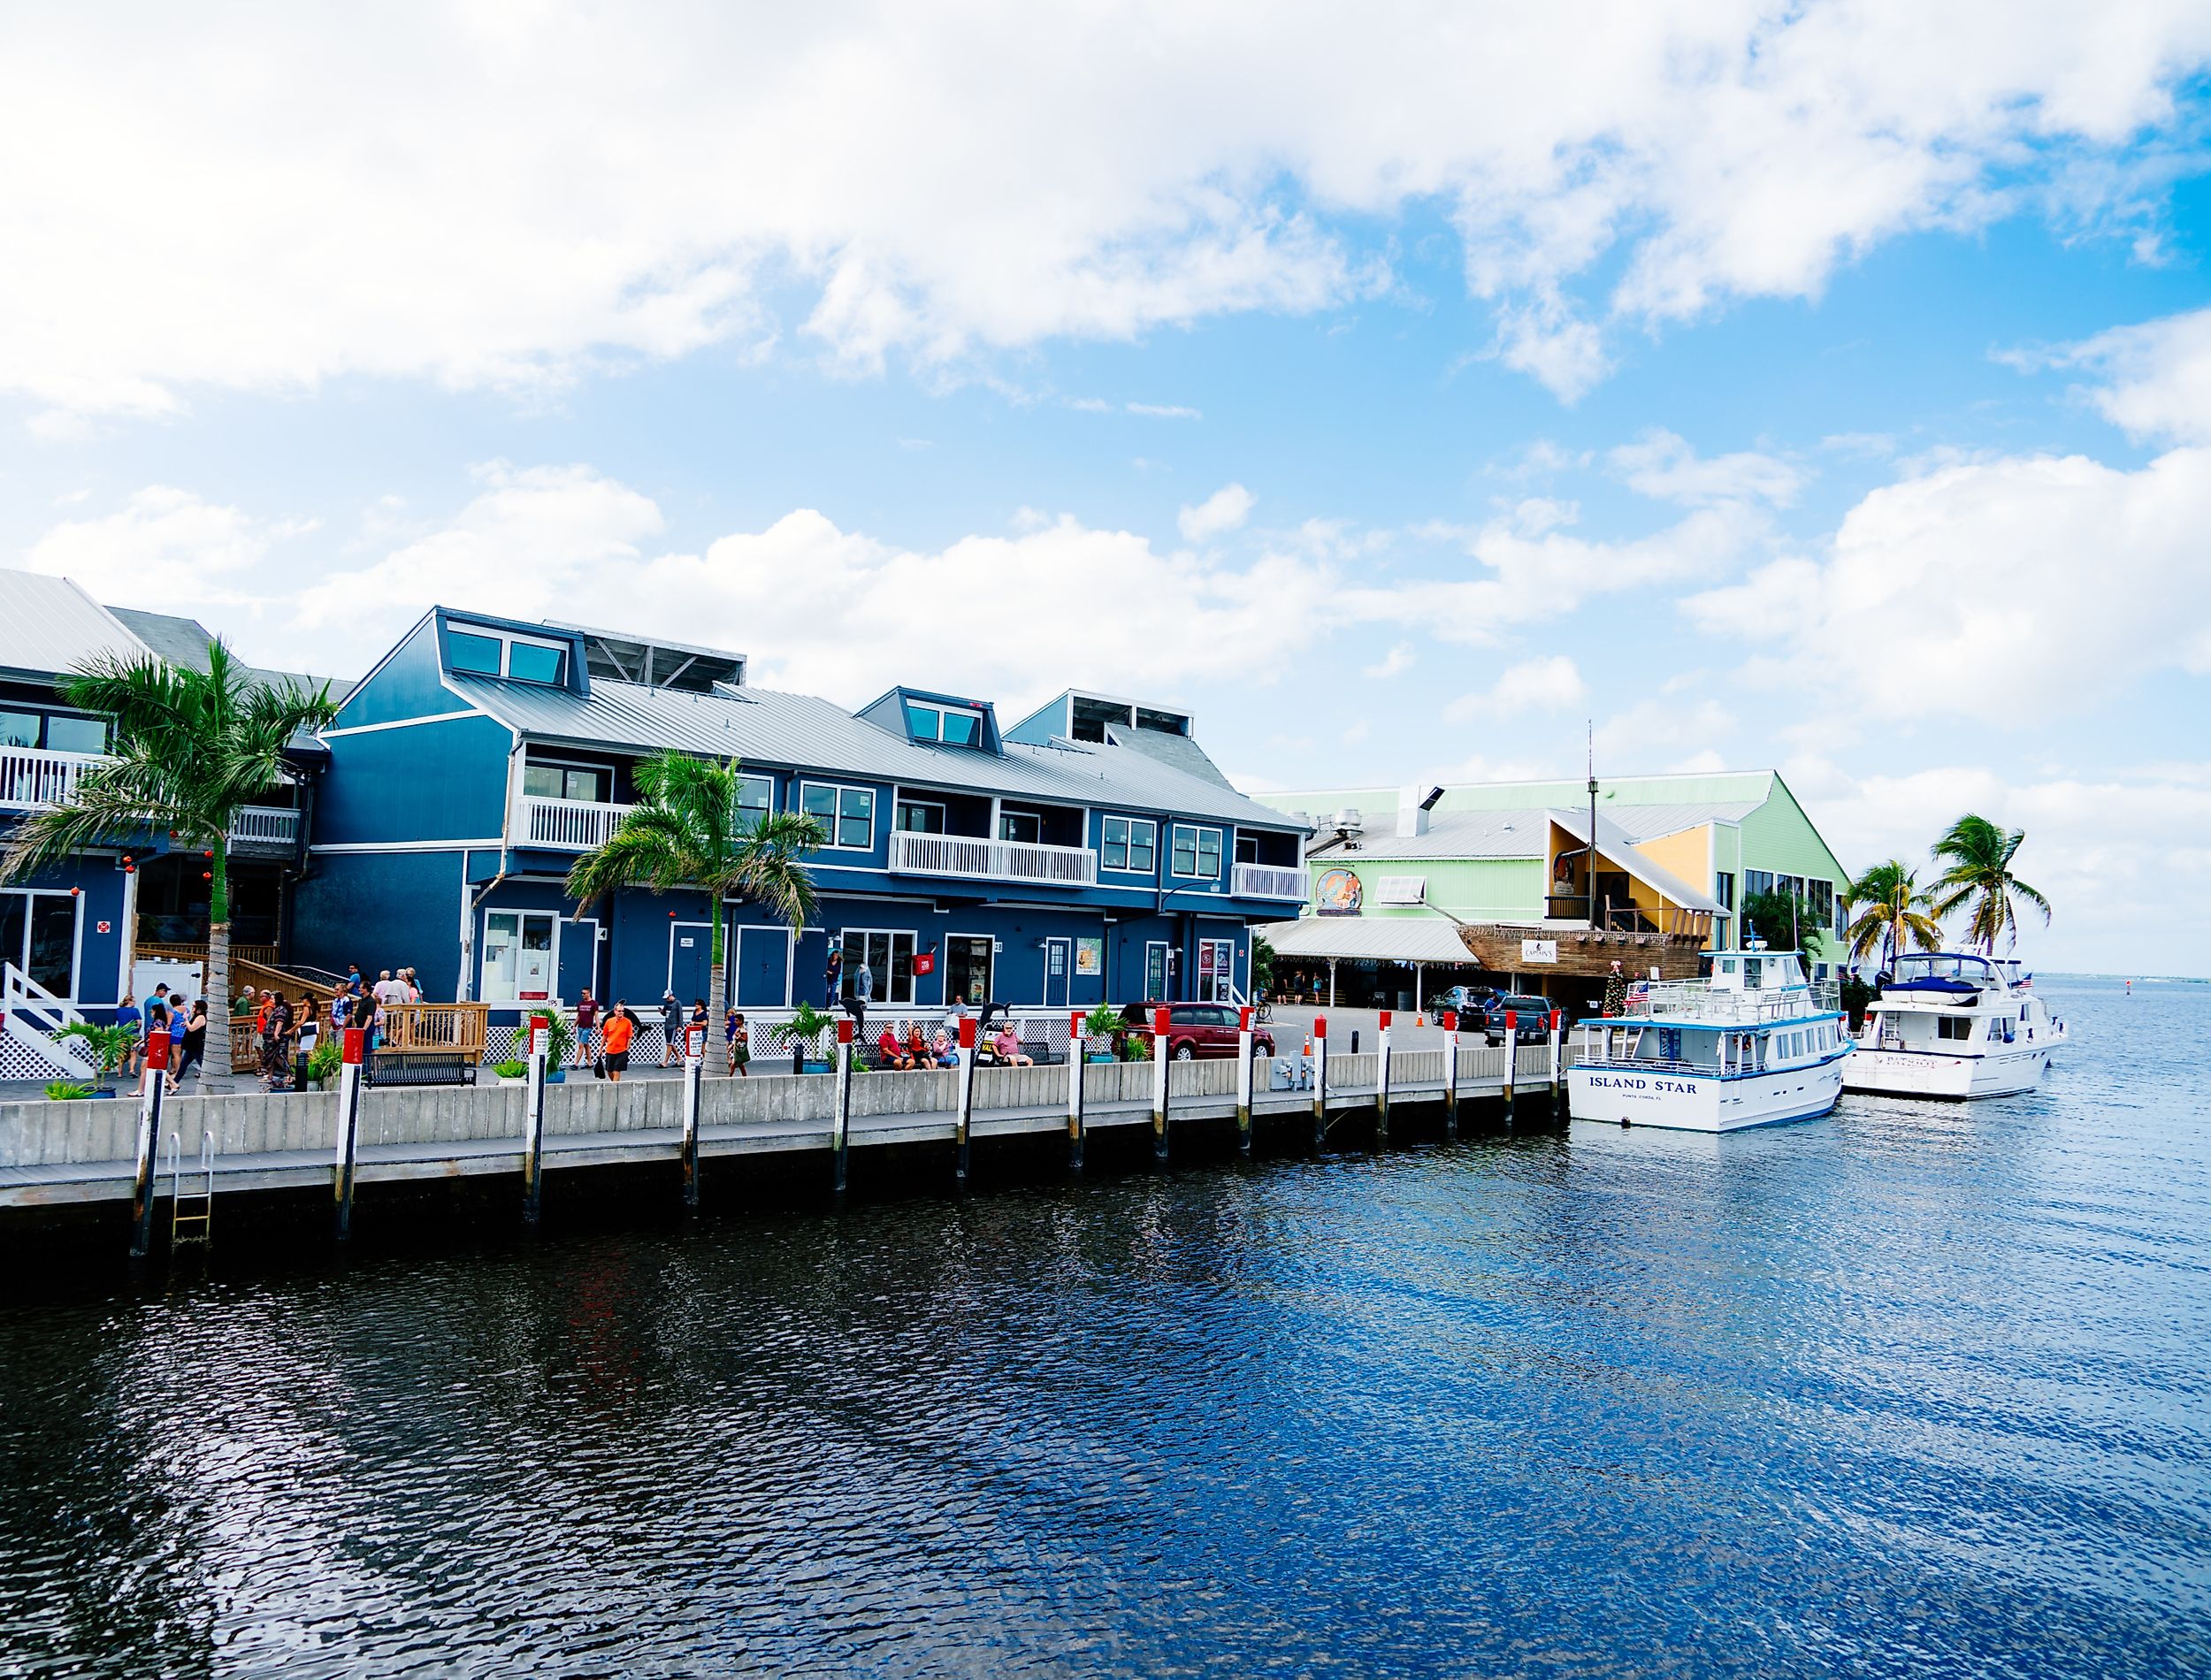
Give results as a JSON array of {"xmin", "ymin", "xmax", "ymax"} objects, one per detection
[
  {"xmin": 493, "ymin": 1058, "xmax": 529, "ymax": 1081},
  {"xmin": 45, "ymin": 1081, "xmax": 93, "ymax": 1101},
  {"xmin": 306, "ymin": 1039, "xmax": 341, "ymax": 1081}
]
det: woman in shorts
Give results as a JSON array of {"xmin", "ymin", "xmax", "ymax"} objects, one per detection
[{"xmin": 727, "ymin": 1011, "xmax": 750, "ymax": 1077}]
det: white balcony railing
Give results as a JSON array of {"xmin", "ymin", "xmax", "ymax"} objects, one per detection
[
  {"xmin": 0, "ymin": 746, "xmax": 103, "ymax": 813},
  {"xmin": 515, "ymin": 793, "xmax": 637, "ymax": 850},
  {"xmin": 228, "ymin": 806, "xmax": 301, "ymax": 846},
  {"xmin": 890, "ymin": 829, "xmax": 1098, "ymax": 887},
  {"xmin": 1232, "ymin": 862, "xmax": 1308, "ymax": 900}
]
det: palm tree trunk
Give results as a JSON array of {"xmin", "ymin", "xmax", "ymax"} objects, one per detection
[
  {"xmin": 203, "ymin": 837, "xmax": 233, "ymax": 1092},
  {"xmin": 706, "ymin": 893, "xmax": 729, "ymax": 1079}
]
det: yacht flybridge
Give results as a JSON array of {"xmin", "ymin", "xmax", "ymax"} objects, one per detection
[
  {"xmin": 1567, "ymin": 951, "xmax": 1849, "ymax": 1133},
  {"xmin": 1846, "ymin": 952, "xmax": 2067, "ymax": 1100}
]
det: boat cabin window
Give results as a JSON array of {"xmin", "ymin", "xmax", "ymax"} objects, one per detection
[{"xmin": 1937, "ymin": 1016, "xmax": 1975, "ymax": 1041}]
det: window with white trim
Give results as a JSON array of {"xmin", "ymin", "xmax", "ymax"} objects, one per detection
[
  {"xmin": 800, "ymin": 782, "xmax": 876, "ymax": 850},
  {"xmin": 737, "ymin": 774, "xmax": 774, "ymax": 831},
  {"xmin": 1170, "ymin": 823, "xmax": 1221, "ymax": 880},
  {"xmin": 1375, "ymin": 875, "xmax": 1426, "ymax": 905},
  {"xmin": 523, "ymin": 760, "xmax": 609, "ymax": 803},
  {"xmin": 895, "ymin": 798, "xmax": 945, "ymax": 834},
  {"xmin": 1102, "ymin": 815, "xmax": 1156, "ymax": 873},
  {"xmin": 998, "ymin": 809, "xmax": 1041, "ymax": 844},
  {"xmin": 905, "ymin": 700, "xmax": 984, "ymax": 748},
  {"xmin": 445, "ymin": 623, "xmax": 570, "ymax": 685}
]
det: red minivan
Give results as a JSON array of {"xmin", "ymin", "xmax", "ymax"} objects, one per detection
[{"xmin": 1118, "ymin": 1001, "xmax": 1275, "ymax": 1060}]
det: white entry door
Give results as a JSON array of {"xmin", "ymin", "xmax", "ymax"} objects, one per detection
[{"xmin": 483, "ymin": 909, "xmax": 558, "ymax": 1003}]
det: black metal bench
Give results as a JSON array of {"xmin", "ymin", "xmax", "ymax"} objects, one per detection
[{"xmin": 369, "ymin": 1051, "xmax": 478, "ymax": 1087}]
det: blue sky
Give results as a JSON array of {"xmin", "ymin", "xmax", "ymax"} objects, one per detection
[{"xmin": 4, "ymin": 5, "xmax": 2210, "ymax": 972}]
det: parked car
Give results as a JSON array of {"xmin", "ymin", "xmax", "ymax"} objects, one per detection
[
  {"xmin": 1117, "ymin": 1001, "xmax": 1275, "ymax": 1060},
  {"xmin": 1430, "ymin": 984, "xmax": 1501, "ymax": 1019},
  {"xmin": 1465, "ymin": 991, "xmax": 1557, "ymax": 1046}
]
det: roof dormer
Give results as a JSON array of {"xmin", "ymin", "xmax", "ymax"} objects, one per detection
[
  {"xmin": 435, "ymin": 610, "xmax": 590, "ymax": 694},
  {"xmin": 855, "ymin": 686, "xmax": 1004, "ymax": 754}
]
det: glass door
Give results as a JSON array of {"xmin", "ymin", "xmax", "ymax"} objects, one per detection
[
  {"xmin": 1144, "ymin": 941, "xmax": 1168, "ymax": 999},
  {"xmin": 482, "ymin": 910, "xmax": 558, "ymax": 1003},
  {"xmin": 945, "ymin": 935, "xmax": 993, "ymax": 1005},
  {"xmin": 1196, "ymin": 938, "xmax": 1233, "ymax": 1003}
]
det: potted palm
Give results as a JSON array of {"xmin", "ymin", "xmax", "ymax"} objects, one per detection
[
  {"xmin": 1082, "ymin": 1004, "xmax": 1121, "ymax": 1064},
  {"xmin": 53, "ymin": 1021, "xmax": 138, "ymax": 1096},
  {"xmin": 786, "ymin": 1000, "xmax": 835, "ymax": 1073}
]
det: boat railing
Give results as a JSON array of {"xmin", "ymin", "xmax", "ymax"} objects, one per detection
[
  {"xmin": 1626, "ymin": 979, "xmax": 1840, "ymax": 1023},
  {"xmin": 1577, "ymin": 1052, "xmax": 1713, "ymax": 1075}
]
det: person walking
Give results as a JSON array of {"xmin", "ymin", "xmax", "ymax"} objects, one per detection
[
  {"xmin": 169, "ymin": 998, "xmax": 209, "ymax": 1093},
  {"xmin": 659, "ymin": 990, "xmax": 685, "ymax": 1066},
  {"xmin": 727, "ymin": 1010, "xmax": 749, "ymax": 1077},
  {"xmin": 261, "ymin": 993, "xmax": 295, "ymax": 1090},
  {"xmin": 852, "ymin": 958, "xmax": 873, "ymax": 1043},
  {"xmin": 823, "ymin": 942, "xmax": 844, "ymax": 1005},
  {"xmin": 114, "ymin": 993, "xmax": 145, "ymax": 1080},
  {"xmin": 573, "ymin": 989, "xmax": 598, "ymax": 1069},
  {"xmin": 600, "ymin": 1000, "xmax": 636, "ymax": 1083},
  {"xmin": 687, "ymin": 997, "xmax": 708, "ymax": 1065}
]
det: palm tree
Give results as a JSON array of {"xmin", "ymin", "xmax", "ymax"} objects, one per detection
[
  {"xmin": 564, "ymin": 752, "xmax": 824, "ymax": 1073},
  {"xmin": 2, "ymin": 641, "xmax": 338, "ymax": 1089},
  {"xmin": 1841, "ymin": 859, "xmax": 1942, "ymax": 972},
  {"xmin": 1931, "ymin": 814, "xmax": 2051, "ymax": 955}
]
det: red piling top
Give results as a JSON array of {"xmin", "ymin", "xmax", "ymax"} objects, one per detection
[
  {"xmin": 958, "ymin": 1017, "xmax": 977, "ymax": 1049},
  {"xmin": 342, "ymin": 1027, "xmax": 364, "ymax": 1065},
  {"xmin": 1442, "ymin": 1011, "xmax": 1457, "ymax": 1032},
  {"xmin": 836, "ymin": 1018, "xmax": 854, "ymax": 1044},
  {"xmin": 143, "ymin": 1029, "xmax": 171, "ymax": 1071},
  {"xmin": 1151, "ymin": 1006, "xmax": 1170, "ymax": 1036},
  {"xmin": 1313, "ymin": 1014, "xmax": 1327, "ymax": 1038},
  {"xmin": 1238, "ymin": 1006, "xmax": 1252, "ymax": 1033},
  {"xmin": 1378, "ymin": 1010, "xmax": 1393, "ymax": 1030},
  {"xmin": 1504, "ymin": 1009, "xmax": 1518, "ymax": 1031}
]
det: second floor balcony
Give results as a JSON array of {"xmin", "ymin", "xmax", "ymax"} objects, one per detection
[
  {"xmin": 1232, "ymin": 862, "xmax": 1307, "ymax": 900},
  {"xmin": 890, "ymin": 829, "xmax": 1098, "ymax": 887},
  {"xmin": 1, "ymin": 745, "xmax": 302, "ymax": 852},
  {"xmin": 514, "ymin": 790, "xmax": 638, "ymax": 850}
]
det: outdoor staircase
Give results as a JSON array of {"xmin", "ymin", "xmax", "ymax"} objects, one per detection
[{"xmin": 0, "ymin": 962, "xmax": 96, "ymax": 1082}]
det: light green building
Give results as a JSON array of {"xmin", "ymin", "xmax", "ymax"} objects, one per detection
[{"xmin": 1255, "ymin": 768, "xmax": 1850, "ymax": 966}]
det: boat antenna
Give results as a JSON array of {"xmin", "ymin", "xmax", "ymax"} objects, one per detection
[{"xmin": 1587, "ymin": 720, "xmax": 1599, "ymax": 929}]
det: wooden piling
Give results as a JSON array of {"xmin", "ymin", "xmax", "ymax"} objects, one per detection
[
  {"xmin": 1067, "ymin": 1010, "xmax": 1086, "ymax": 1174},
  {"xmin": 333, "ymin": 1027, "xmax": 364, "ymax": 1240},
  {"xmin": 953, "ymin": 1017, "xmax": 977, "ymax": 1184},
  {"xmin": 1235, "ymin": 1005, "xmax": 1254, "ymax": 1155},
  {"xmin": 1548, "ymin": 1009, "xmax": 1564, "ymax": 1117},
  {"xmin": 1375, "ymin": 1009, "xmax": 1392, "ymax": 1148},
  {"xmin": 1151, "ymin": 1005, "xmax": 1170, "ymax": 1165},
  {"xmin": 1442, "ymin": 1011, "xmax": 1459, "ymax": 1141},
  {"xmin": 1311, "ymin": 1015, "xmax": 1328, "ymax": 1152},
  {"xmin": 831, "ymin": 1018, "xmax": 853, "ymax": 1195},
  {"xmin": 1502, "ymin": 1009, "xmax": 1517, "ymax": 1129},
  {"xmin": 522, "ymin": 1014, "xmax": 547, "ymax": 1225},
  {"xmin": 680, "ymin": 1020, "xmax": 703, "ymax": 1208},
  {"xmin": 128, "ymin": 1031, "xmax": 170, "ymax": 1258}
]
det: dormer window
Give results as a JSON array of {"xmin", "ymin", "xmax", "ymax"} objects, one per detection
[
  {"xmin": 906, "ymin": 700, "xmax": 983, "ymax": 747},
  {"xmin": 447, "ymin": 623, "xmax": 570, "ymax": 685}
]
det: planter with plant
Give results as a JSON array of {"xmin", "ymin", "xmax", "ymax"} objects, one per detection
[
  {"xmin": 1082, "ymin": 1004, "xmax": 1121, "ymax": 1063},
  {"xmin": 1120, "ymin": 1031, "xmax": 1151, "ymax": 1064},
  {"xmin": 305, "ymin": 1038, "xmax": 341, "ymax": 1090},
  {"xmin": 493, "ymin": 1058, "xmax": 529, "ymax": 1086},
  {"xmin": 53, "ymin": 1021, "xmax": 139, "ymax": 1096},
  {"xmin": 44, "ymin": 1081, "xmax": 93, "ymax": 1102},
  {"xmin": 522, "ymin": 1012, "xmax": 573, "ymax": 1081},
  {"xmin": 786, "ymin": 1001, "xmax": 835, "ymax": 1073}
]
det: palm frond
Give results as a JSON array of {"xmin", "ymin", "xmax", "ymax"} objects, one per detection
[{"xmin": 565, "ymin": 809, "xmax": 707, "ymax": 900}]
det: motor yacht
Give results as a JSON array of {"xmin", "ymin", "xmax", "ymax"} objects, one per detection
[
  {"xmin": 1567, "ymin": 949, "xmax": 1848, "ymax": 1132},
  {"xmin": 1845, "ymin": 952, "xmax": 2066, "ymax": 1100}
]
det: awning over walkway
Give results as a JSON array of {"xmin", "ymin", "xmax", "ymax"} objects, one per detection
[{"xmin": 1258, "ymin": 917, "xmax": 1480, "ymax": 965}]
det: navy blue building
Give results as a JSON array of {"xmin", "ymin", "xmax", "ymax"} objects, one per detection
[
  {"xmin": 294, "ymin": 608, "xmax": 1308, "ymax": 1019},
  {"xmin": 0, "ymin": 573, "xmax": 322, "ymax": 1066}
]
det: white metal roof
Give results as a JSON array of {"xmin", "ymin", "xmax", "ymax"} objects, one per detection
[
  {"xmin": 1258, "ymin": 917, "xmax": 1480, "ymax": 964},
  {"xmin": 0, "ymin": 571, "xmax": 149, "ymax": 681},
  {"xmin": 446, "ymin": 672, "xmax": 1301, "ymax": 830}
]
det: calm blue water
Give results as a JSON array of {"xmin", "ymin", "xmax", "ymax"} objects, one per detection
[{"xmin": 0, "ymin": 975, "xmax": 2206, "ymax": 1676}]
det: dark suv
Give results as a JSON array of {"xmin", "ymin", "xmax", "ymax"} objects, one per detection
[
  {"xmin": 1463, "ymin": 991, "xmax": 1556, "ymax": 1046},
  {"xmin": 1119, "ymin": 1001, "xmax": 1275, "ymax": 1060}
]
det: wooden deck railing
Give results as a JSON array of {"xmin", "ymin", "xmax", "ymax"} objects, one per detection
[
  {"xmin": 375, "ymin": 1004, "xmax": 490, "ymax": 1059},
  {"xmin": 135, "ymin": 941, "xmax": 280, "ymax": 972}
]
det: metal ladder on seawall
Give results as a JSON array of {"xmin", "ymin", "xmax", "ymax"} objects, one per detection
[{"xmin": 165, "ymin": 1128, "xmax": 215, "ymax": 1249}]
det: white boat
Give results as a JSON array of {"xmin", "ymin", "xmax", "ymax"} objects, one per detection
[
  {"xmin": 1845, "ymin": 952, "xmax": 2068, "ymax": 1100},
  {"xmin": 1567, "ymin": 950, "xmax": 1849, "ymax": 1132}
]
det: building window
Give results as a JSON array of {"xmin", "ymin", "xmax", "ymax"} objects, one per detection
[
  {"xmin": 896, "ymin": 799, "xmax": 945, "ymax": 834},
  {"xmin": 800, "ymin": 782, "xmax": 876, "ymax": 850},
  {"xmin": 905, "ymin": 701, "xmax": 983, "ymax": 747},
  {"xmin": 838, "ymin": 928, "xmax": 917, "ymax": 1004},
  {"xmin": 0, "ymin": 710, "xmax": 109, "ymax": 755},
  {"xmin": 737, "ymin": 774, "xmax": 774, "ymax": 831},
  {"xmin": 445, "ymin": 622, "xmax": 570, "ymax": 685},
  {"xmin": 1715, "ymin": 872, "xmax": 1735, "ymax": 911},
  {"xmin": 1170, "ymin": 824, "xmax": 1221, "ymax": 880},
  {"xmin": 1743, "ymin": 869, "xmax": 1775, "ymax": 899},
  {"xmin": 1102, "ymin": 815, "xmax": 1156, "ymax": 873},
  {"xmin": 1808, "ymin": 878, "xmax": 1835, "ymax": 931},
  {"xmin": 0, "ymin": 889, "xmax": 80, "ymax": 997},
  {"xmin": 523, "ymin": 762, "xmax": 608, "ymax": 803},
  {"xmin": 998, "ymin": 809, "xmax": 1041, "ymax": 844}
]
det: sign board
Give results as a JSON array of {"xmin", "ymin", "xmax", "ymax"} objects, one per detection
[
  {"xmin": 96, "ymin": 920, "xmax": 111, "ymax": 934},
  {"xmin": 678, "ymin": 936, "xmax": 694, "ymax": 948},
  {"xmin": 1519, "ymin": 939, "xmax": 1559, "ymax": 965},
  {"xmin": 1075, "ymin": 937, "xmax": 1102, "ymax": 976},
  {"xmin": 1314, "ymin": 867, "xmax": 1363, "ymax": 917}
]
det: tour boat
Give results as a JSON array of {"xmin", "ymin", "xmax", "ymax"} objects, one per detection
[
  {"xmin": 1567, "ymin": 950, "xmax": 1849, "ymax": 1132},
  {"xmin": 1845, "ymin": 952, "xmax": 2067, "ymax": 1100}
]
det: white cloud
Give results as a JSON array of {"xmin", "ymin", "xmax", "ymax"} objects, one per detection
[
  {"xmin": 1595, "ymin": 695, "xmax": 1736, "ymax": 768},
  {"xmin": 1178, "ymin": 483, "xmax": 1256, "ymax": 541},
  {"xmin": 4, "ymin": 5, "xmax": 2207, "ymax": 416},
  {"xmin": 25, "ymin": 486, "xmax": 314, "ymax": 615},
  {"xmin": 1782, "ymin": 755, "xmax": 2211, "ymax": 975},
  {"xmin": 1687, "ymin": 444, "xmax": 2211, "ymax": 722},
  {"xmin": 2042, "ymin": 305, "xmax": 2211, "ymax": 444},
  {"xmin": 1362, "ymin": 643, "xmax": 1417, "ymax": 681},
  {"xmin": 1609, "ymin": 428, "xmax": 1803, "ymax": 507},
  {"xmin": 1446, "ymin": 654, "xmax": 1586, "ymax": 722}
]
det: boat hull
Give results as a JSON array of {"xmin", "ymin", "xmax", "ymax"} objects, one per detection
[
  {"xmin": 1843, "ymin": 1043, "xmax": 2050, "ymax": 1100},
  {"xmin": 1569, "ymin": 1053, "xmax": 1847, "ymax": 1133}
]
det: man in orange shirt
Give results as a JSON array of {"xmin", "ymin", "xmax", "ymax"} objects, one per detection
[{"xmin": 599, "ymin": 1000, "xmax": 636, "ymax": 1082}]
